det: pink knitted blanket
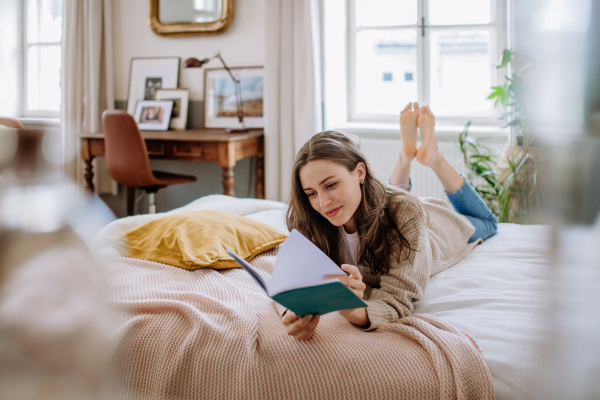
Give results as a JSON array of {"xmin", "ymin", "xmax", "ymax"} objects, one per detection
[{"xmin": 104, "ymin": 246, "xmax": 494, "ymax": 400}]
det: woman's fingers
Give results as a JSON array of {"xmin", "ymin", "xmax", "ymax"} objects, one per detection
[
  {"xmin": 286, "ymin": 313, "xmax": 314, "ymax": 337},
  {"xmin": 294, "ymin": 315, "xmax": 320, "ymax": 341},
  {"xmin": 342, "ymin": 264, "xmax": 362, "ymax": 280},
  {"xmin": 301, "ymin": 314, "xmax": 320, "ymax": 333},
  {"xmin": 334, "ymin": 275, "xmax": 366, "ymax": 292},
  {"xmin": 282, "ymin": 310, "xmax": 298, "ymax": 325},
  {"xmin": 281, "ymin": 311, "xmax": 320, "ymax": 340}
]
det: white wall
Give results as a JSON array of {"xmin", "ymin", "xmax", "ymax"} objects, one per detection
[
  {"xmin": 112, "ymin": 0, "xmax": 266, "ymax": 102},
  {"xmin": 105, "ymin": 0, "xmax": 266, "ymax": 217}
]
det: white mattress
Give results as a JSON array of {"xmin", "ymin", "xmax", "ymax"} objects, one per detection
[{"xmin": 95, "ymin": 195, "xmax": 553, "ymax": 400}]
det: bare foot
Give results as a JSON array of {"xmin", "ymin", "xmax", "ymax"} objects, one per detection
[
  {"xmin": 399, "ymin": 102, "xmax": 419, "ymax": 159},
  {"xmin": 416, "ymin": 106, "xmax": 441, "ymax": 167}
]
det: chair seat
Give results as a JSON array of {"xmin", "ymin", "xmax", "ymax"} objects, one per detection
[{"xmin": 151, "ymin": 170, "xmax": 197, "ymax": 186}]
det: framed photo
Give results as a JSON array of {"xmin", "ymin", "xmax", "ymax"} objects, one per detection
[
  {"xmin": 204, "ymin": 66, "xmax": 264, "ymax": 129},
  {"xmin": 127, "ymin": 57, "xmax": 180, "ymax": 116},
  {"xmin": 133, "ymin": 100, "xmax": 174, "ymax": 131},
  {"xmin": 154, "ymin": 88, "xmax": 189, "ymax": 131}
]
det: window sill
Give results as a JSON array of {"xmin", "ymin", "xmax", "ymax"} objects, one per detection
[
  {"xmin": 19, "ymin": 117, "xmax": 61, "ymax": 129},
  {"xmin": 334, "ymin": 122, "xmax": 510, "ymax": 142}
]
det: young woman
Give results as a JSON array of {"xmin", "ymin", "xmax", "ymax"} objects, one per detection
[{"xmin": 278, "ymin": 103, "xmax": 498, "ymax": 341}]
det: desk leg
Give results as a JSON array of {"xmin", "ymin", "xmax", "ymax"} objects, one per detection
[
  {"xmin": 256, "ymin": 138, "xmax": 264, "ymax": 199},
  {"xmin": 126, "ymin": 186, "xmax": 135, "ymax": 216},
  {"xmin": 219, "ymin": 142, "xmax": 236, "ymax": 197},
  {"xmin": 84, "ymin": 158, "xmax": 95, "ymax": 192},
  {"xmin": 222, "ymin": 167, "xmax": 234, "ymax": 196},
  {"xmin": 81, "ymin": 139, "xmax": 95, "ymax": 193}
]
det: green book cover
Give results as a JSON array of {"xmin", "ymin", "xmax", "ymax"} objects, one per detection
[{"xmin": 227, "ymin": 229, "xmax": 368, "ymax": 317}]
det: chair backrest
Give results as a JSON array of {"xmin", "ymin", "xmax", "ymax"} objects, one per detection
[
  {"xmin": 102, "ymin": 110, "xmax": 154, "ymax": 187},
  {"xmin": 0, "ymin": 116, "xmax": 25, "ymax": 129}
]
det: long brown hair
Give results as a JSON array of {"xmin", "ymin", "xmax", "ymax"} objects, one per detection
[{"xmin": 286, "ymin": 131, "xmax": 415, "ymax": 276}]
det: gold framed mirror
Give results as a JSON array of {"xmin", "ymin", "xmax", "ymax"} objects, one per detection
[{"xmin": 148, "ymin": 0, "xmax": 234, "ymax": 37}]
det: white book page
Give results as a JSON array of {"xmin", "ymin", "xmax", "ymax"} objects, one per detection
[
  {"xmin": 226, "ymin": 250, "xmax": 272, "ymax": 292},
  {"xmin": 269, "ymin": 230, "xmax": 347, "ymax": 296}
]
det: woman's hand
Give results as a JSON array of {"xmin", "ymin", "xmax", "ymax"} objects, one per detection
[
  {"xmin": 324, "ymin": 264, "xmax": 370, "ymax": 328},
  {"xmin": 324, "ymin": 264, "xmax": 366, "ymax": 300},
  {"xmin": 282, "ymin": 311, "xmax": 320, "ymax": 341}
]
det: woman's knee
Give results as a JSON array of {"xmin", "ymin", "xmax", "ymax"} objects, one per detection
[
  {"xmin": 467, "ymin": 215, "xmax": 498, "ymax": 243},
  {"xmin": 481, "ymin": 218, "xmax": 498, "ymax": 241},
  {"xmin": 489, "ymin": 215, "xmax": 498, "ymax": 232}
]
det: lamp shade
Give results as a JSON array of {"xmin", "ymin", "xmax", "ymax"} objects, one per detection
[{"xmin": 184, "ymin": 58, "xmax": 210, "ymax": 68}]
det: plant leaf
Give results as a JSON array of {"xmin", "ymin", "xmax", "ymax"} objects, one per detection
[{"xmin": 496, "ymin": 48, "xmax": 514, "ymax": 69}]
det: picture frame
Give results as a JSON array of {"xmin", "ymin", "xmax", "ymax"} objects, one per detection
[
  {"xmin": 127, "ymin": 57, "xmax": 180, "ymax": 116},
  {"xmin": 154, "ymin": 88, "xmax": 189, "ymax": 131},
  {"xmin": 133, "ymin": 100, "xmax": 174, "ymax": 131},
  {"xmin": 204, "ymin": 66, "xmax": 264, "ymax": 130}
]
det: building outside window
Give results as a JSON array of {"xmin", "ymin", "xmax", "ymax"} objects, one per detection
[{"xmin": 323, "ymin": 0, "xmax": 508, "ymax": 130}]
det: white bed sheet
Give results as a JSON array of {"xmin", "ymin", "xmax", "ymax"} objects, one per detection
[
  {"xmin": 95, "ymin": 195, "xmax": 553, "ymax": 400},
  {"xmin": 413, "ymin": 223, "xmax": 553, "ymax": 400}
]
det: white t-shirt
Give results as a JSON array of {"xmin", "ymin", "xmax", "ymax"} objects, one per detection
[{"xmin": 340, "ymin": 226, "xmax": 364, "ymax": 275}]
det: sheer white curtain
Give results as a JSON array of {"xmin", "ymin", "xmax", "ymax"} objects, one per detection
[
  {"xmin": 0, "ymin": 0, "xmax": 20, "ymax": 118},
  {"xmin": 61, "ymin": 0, "xmax": 115, "ymax": 193},
  {"xmin": 264, "ymin": 0, "xmax": 323, "ymax": 202}
]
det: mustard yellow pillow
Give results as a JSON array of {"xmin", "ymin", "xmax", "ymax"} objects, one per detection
[{"xmin": 105, "ymin": 210, "xmax": 288, "ymax": 270}]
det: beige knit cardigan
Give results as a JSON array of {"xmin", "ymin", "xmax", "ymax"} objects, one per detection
[{"xmin": 276, "ymin": 189, "xmax": 482, "ymax": 331}]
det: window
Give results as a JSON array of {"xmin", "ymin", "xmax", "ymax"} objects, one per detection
[
  {"xmin": 24, "ymin": 0, "xmax": 63, "ymax": 118},
  {"xmin": 323, "ymin": 0, "xmax": 507, "ymax": 128}
]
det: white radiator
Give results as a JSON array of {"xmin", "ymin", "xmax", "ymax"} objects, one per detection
[{"xmin": 360, "ymin": 138, "xmax": 468, "ymax": 200}]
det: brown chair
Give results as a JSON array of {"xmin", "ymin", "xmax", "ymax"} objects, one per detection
[
  {"xmin": 102, "ymin": 110, "xmax": 197, "ymax": 215},
  {"xmin": 0, "ymin": 116, "xmax": 25, "ymax": 129}
]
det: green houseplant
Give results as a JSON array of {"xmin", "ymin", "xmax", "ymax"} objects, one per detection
[{"xmin": 457, "ymin": 49, "xmax": 541, "ymax": 224}]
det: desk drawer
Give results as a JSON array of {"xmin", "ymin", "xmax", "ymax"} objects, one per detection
[
  {"xmin": 173, "ymin": 144, "xmax": 203, "ymax": 157},
  {"xmin": 146, "ymin": 143, "xmax": 164, "ymax": 156}
]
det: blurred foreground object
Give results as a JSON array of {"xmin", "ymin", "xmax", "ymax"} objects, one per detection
[
  {"xmin": 514, "ymin": 0, "xmax": 600, "ymax": 398},
  {"xmin": 0, "ymin": 127, "xmax": 113, "ymax": 400}
]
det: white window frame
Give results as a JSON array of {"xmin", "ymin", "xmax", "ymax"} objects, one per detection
[
  {"xmin": 339, "ymin": 0, "xmax": 508, "ymax": 131},
  {"xmin": 22, "ymin": 0, "xmax": 62, "ymax": 119}
]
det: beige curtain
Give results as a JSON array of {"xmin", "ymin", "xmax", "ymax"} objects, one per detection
[
  {"xmin": 61, "ymin": 0, "xmax": 116, "ymax": 194},
  {"xmin": 264, "ymin": 0, "xmax": 323, "ymax": 202}
]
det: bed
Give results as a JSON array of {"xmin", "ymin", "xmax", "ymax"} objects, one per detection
[{"xmin": 94, "ymin": 195, "xmax": 553, "ymax": 400}]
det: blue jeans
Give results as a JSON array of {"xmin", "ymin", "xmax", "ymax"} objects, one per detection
[{"xmin": 400, "ymin": 175, "xmax": 498, "ymax": 243}]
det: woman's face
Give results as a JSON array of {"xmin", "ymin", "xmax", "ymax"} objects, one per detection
[{"xmin": 299, "ymin": 159, "xmax": 365, "ymax": 228}]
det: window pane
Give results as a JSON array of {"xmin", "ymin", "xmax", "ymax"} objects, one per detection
[
  {"xmin": 355, "ymin": 29, "xmax": 417, "ymax": 116},
  {"xmin": 429, "ymin": 30, "xmax": 494, "ymax": 117},
  {"xmin": 356, "ymin": 0, "xmax": 417, "ymax": 27},
  {"xmin": 39, "ymin": 46, "xmax": 62, "ymax": 110},
  {"xmin": 40, "ymin": 0, "xmax": 63, "ymax": 43},
  {"xmin": 27, "ymin": 0, "xmax": 39, "ymax": 43},
  {"xmin": 27, "ymin": 46, "xmax": 40, "ymax": 110},
  {"xmin": 428, "ymin": 0, "xmax": 491, "ymax": 25}
]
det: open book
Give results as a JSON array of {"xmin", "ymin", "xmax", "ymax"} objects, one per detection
[{"xmin": 227, "ymin": 229, "xmax": 368, "ymax": 317}]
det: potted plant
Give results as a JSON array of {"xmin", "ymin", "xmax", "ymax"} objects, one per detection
[{"xmin": 457, "ymin": 49, "xmax": 541, "ymax": 224}]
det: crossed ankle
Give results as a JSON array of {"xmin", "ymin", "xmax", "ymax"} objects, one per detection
[{"xmin": 398, "ymin": 150, "xmax": 415, "ymax": 163}]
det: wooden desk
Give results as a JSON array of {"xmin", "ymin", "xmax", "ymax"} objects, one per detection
[{"xmin": 79, "ymin": 128, "xmax": 264, "ymax": 199}]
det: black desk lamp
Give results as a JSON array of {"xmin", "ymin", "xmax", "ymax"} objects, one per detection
[{"xmin": 184, "ymin": 52, "xmax": 249, "ymax": 133}]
